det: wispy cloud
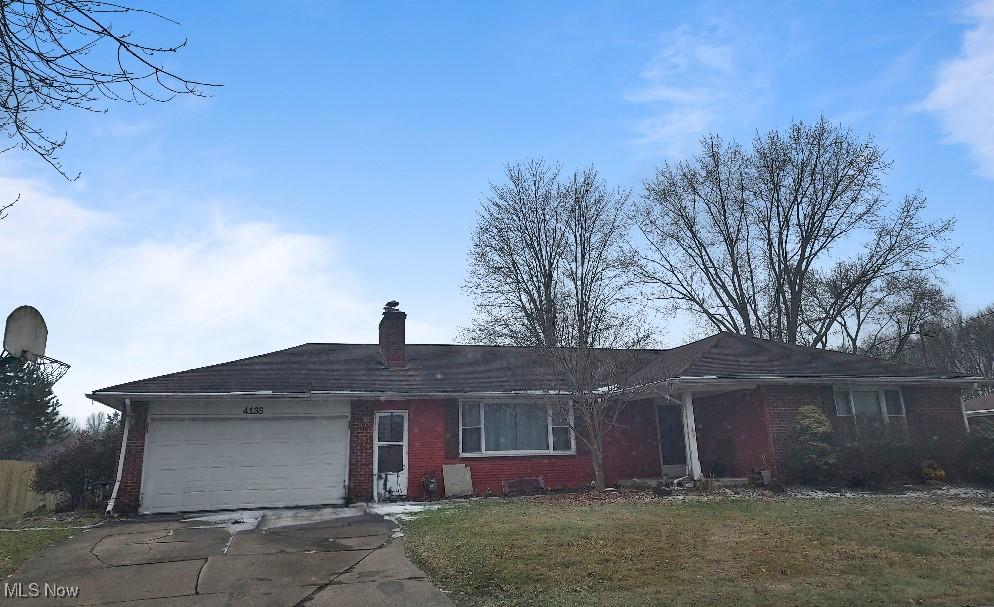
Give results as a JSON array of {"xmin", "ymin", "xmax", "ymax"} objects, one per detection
[
  {"xmin": 0, "ymin": 179, "xmax": 448, "ymax": 420},
  {"xmin": 925, "ymin": 0, "xmax": 994, "ymax": 178},
  {"xmin": 625, "ymin": 23, "xmax": 771, "ymax": 157},
  {"xmin": 94, "ymin": 120, "xmax": 158, "ymax": 138}
]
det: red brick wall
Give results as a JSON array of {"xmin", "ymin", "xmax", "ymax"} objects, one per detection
[
  {"xmin": 603, "ymin": 400, "xmax": 662, "ymax": 481},
  {"xmin": 758, "ymin": 384, "xmax": 967, "ymax": 474},
  {"xmin": 694, "ymin": 389, "xmax": 774, "ymax": 477},
  {"xmin": 378, "ymin": 311, "xmax": 406, "ymax": 368},
  {"xmin": 113, "ymin": 401, "xmax": 148, "ymax": 513},
  {"xmin": 902, "ymin": 386, "xmax": 968, "ymax": 446},
  {"xmin": 758, "ymin": 385, "xmax": 835, "ymax": 472},
  {"xmin": 348, "ymin": 399, "xmax": 663, "ymax": 499},
  {"xmin": 348, "ymin": 401, "xmax": 375, "ymax": 502}
]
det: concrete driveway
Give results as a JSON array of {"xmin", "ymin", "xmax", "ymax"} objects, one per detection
[{"xmin": 5, "ymin": 508, "xmax": 453, "ymax": 606}]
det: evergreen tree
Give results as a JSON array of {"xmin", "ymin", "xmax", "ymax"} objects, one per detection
[
  {"xmin": 0, "ymin": 355, "xmax": 70, "ymax": 458},
  {"xmin": 782, "ymin": 405, "xmax": 838, "ymax": 484}
]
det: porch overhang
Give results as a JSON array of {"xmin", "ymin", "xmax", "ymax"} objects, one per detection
[{"xmin": 652, "ymin": 375, "xmax": 983, "ymax": 395}]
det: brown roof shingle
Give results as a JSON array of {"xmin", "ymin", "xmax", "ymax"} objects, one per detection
[{"xmin": 90, "ymin": 332, "xmax": 973, "ymax": 397}]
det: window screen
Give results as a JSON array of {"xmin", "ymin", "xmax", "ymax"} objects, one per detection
[
  {"xmin": 851, "ymin": 391, "xmax": 882, "ymax": 418},
  {"xmin": 834, "ymin": 390, "xmax": 852, "ymax": 416},
  {"xmin": 884, "ymin": 390, "xmax": 904, "ymax": 416},
  {"xmin": 483, "ymin": 402, "xmax": 550, "ymax": 452},
  {"xmin": 377, "ymin": 413, "xmax": 405, "ymax": 443},
  {"xmin": 550, "ymin": 406, "xmax": 572, "ymax": 451},
  {"xmin": 377, "ymin": 444, "xmax": 404, "ymax": 473},
  {"xmin": 461, "ymin": 402, "xmax": 482, "ymax": 453}
]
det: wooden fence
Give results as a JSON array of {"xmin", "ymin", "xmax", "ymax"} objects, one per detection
[{"xmin": 0, "ymin": 460, "xmax": 59, "ymax": 518}]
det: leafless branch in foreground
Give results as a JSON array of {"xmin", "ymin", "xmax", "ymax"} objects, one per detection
[{"xmin": 0, "ymin": 1, "xmax": 218, "ymax": 177}]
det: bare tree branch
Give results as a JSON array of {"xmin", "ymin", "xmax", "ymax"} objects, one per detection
[
  {"xmin": 0, "ymin": 1, "xmax": 218, "ymax": 177},
  {"xmin": 463, "ymin": 160, "xmax": 659, "ymax": 489},
  {"xmin": 634, "ymin": 116, "xmax": 958, "ymax": 348}
]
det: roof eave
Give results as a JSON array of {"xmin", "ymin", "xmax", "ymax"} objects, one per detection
[
  {"xmin": 87, "ymin": 374, "xmax": 984, "ymax": 409},
  {"xmin": 85, "ymin": 389, "xmax": 576, "ymax": 406},
  {"xmin": 665, "ymin": 375, "xmax": 983, "ymax": 388},
  {"xmin": 966, "ymin": 409, "xmax": 994, "ymax": 417}
]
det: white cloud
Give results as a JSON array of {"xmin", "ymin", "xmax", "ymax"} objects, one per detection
[
  {"xmin": 925, "ymin": 0, "xmax": 994, "ymax": 178},
  {"xmin": 0, "ymin": 181, "xmax": 449, "ymax": 421},
  {"xmin": 94, "ymin": 120, "xmax": 157, "ymax": 138},
  {"xmin": 0, "ymin": 178, "xmax": 114, "ymax": 262},
  {"xmin": 625, "ymin": 24, "xmax": 770, "ymax": 156}
]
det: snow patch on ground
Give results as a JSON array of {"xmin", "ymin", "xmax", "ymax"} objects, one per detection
[
  {"xmin": 366, "ymin": 501, "xmax": 461, "ymax": 536},
  {"xmin": 366, "ymin": 502, "xmax": 444, "ymax": 518},
  {"xmin": 184, "ymin": 510, "xmax": 265, "ymax": 534},
  {"xmin": 259, "ymin": 506, "xmax": 365, "ymax": 530},
  {"xmin": 785, "ymin": 486, "xmax": 994, "ymax": 501},
  {"xmin": 183, "ymin": 505, "xmax": 368, "ymax": 534}
]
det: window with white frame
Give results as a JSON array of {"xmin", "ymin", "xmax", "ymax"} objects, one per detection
[
  {"xmin": 833, "ymin": 388, "xmax": 906, "ymax": 423},
  {"xmin": 459, "ymin": 401, "xmax": 574, "ymax": 455}
]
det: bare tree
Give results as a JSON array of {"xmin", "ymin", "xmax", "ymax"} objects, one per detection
[
  {"xmin": 836, "ymin": 274, "xmax": 955, "ymax": 357},
  {"xmin": 634, "ymin": 135, "xmax": 760, "ymax": 336},
  {"xmin": 461, "ymin": 159, "xmax": 567, "ymax": 347},
  {"xmin": 543, "ymin": 342, "xmax": 661, "ymax": 491},
  {"xmin": 0, "ymin": 1, "xmax": 215, "ymax": 177},
  {"xmin": 897, "ymin": 305, "xmax": 994, "ymax": 394},
  {"xmin": 634, "ymin": 116, "xmax": 958, "ymax": 347},
  {"xmin": 963, "ymin": 307, "xmax": 994, "ymax": 387},
  {"xmin": 463, "ymin": 160, "xmax": 656, "ymax": 490},
  {"xmin": 546, "ymin": 170, "xmax": 651, "ymax": 489}
]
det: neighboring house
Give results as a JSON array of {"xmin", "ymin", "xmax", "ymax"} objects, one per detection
[
  {"xmin": 965, "ymin": 393, "xmax": 994, "ymax": 429},
  {"xmin": 89, "ymin": 304, "xmax": 981, "ymax": 514}
]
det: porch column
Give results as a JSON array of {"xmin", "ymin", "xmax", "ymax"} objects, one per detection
[{"xmin": 682, "ymin": 391, "xmax": 702, "ymax": 480}]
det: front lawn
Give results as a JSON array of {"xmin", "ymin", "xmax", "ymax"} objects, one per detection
[
  {"xmin": 403, "ymin": 493, "xmax": 994, "ymax": 606},
  {"xmin": 0, "ymin": 514, "xmax": 103, "ymax": 577}
]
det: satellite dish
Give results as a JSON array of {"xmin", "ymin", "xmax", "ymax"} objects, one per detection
[{"xmin": 4, "ymin": 305, "xmax": 48, "ymax": 362}]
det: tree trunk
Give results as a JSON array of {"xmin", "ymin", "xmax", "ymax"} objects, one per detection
[
  {"xmin": 591, "ymin": 444, "xmax": 606, "ymax": 491},
  {"xmin": 588, "ymin": 425, "xmax": 606, "ymax": 491}
]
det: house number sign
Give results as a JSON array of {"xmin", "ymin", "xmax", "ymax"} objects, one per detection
[{"xmin": 242, "ymin": 406, "xmax": 264, "ymax": 415}]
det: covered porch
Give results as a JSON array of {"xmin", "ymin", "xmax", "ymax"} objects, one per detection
[{"xmin": 607, "ymin": 386, "xmax": 772, "ymax": 486}]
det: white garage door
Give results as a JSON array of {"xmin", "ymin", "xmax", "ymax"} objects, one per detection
[{"xmin": 141, "ymin": 415, "xmax": 349, "ymax": 513}]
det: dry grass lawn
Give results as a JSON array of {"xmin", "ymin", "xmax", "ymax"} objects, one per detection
[
  {"xmin": 0, "ymin": 514, "xmax": 102, "ymax": 577},
  {"xmin": 402, "ymin": 493, "xmax": 994, "ymax": 606}
]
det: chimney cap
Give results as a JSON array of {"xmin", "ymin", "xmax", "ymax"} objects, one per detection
[{"xmin": 381, "ymin": 300, "xmax": 406, "ymax": 320}]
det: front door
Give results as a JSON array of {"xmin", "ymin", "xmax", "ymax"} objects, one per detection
[
  {"xmin": 374, "ymin": 411, "xmax": 408, "ymax": 501},
  {"xmin": 656, "ymin": 405, "xmax": 687, "ymax": 477}
]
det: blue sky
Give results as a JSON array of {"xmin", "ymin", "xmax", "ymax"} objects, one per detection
[{"xmin": 0, "ymin": 0, "xmax": 992, "ymax": 419}]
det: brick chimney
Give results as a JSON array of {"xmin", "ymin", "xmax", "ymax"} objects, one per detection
[{"xmin": 379, "ymin": 300, "xmax": 407, "ymax": 368}]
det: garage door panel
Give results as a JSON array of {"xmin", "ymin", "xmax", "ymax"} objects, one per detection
[{"xmin": 141, "ymin": 415, "xmax": 348, "ymax": 513}]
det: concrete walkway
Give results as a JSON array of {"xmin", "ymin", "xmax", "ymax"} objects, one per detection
[{"xmin": 5, "ymin": 509, "xmax": 453, "ymax": 606}]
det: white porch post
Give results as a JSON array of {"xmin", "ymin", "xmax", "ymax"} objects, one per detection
[
  {"xmin": 682, "ymin": 391, "xmax": 702, "ymax": 480},
  {"xmin": 961, "ymin": 394, "xmax": 971, "ymax": 434}
]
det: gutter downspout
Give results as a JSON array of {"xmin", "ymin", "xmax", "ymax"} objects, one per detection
[{"xmin": 106, "ymin": 399, "xmax": 132, "ymax": 513}]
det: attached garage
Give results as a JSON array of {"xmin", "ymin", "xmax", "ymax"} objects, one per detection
[{"xmin": 138, "ymin": 400, "xmax": 349, "ymax": 514}]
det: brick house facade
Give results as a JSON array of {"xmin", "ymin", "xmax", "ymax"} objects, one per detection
[
  {"xmin": 92, "ymin": 304, "xmax": 979, "ymax": 514},
  {"xmin": 341, "ymin": 385, "xmax": 969, "ymax": 502},
  {"xmin": 105, "ymin": 383, "xmax": 970, "ymax": 512},
  {"xmin": 111, "ymin": 401, "xmax": 148, "ymax": 513}
]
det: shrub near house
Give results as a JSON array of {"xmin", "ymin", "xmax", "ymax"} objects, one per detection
[
  {"xmin": 961, "ymin": 424, "xmax": 994, "ymax": 484},
  {"xmin": 782, "ymin": 406, "xmax": 837, "ymax": 483},
  {"xmin": 780, "ymin": 399, "xmax": 994, "ymax": 487},
  {"xmin": 32, "ymin": 416, "xmax": 121, "ymax": 510}
]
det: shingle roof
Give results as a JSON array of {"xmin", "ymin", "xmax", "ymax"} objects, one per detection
[{"xmin": 90, "ymin": 332, "xmax": 974, "ymax": 398}]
